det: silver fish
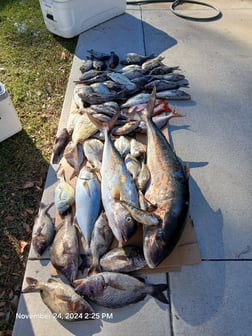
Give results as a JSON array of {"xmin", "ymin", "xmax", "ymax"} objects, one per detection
[
  {"xmin": 87, "ymin": 113, "xmax": 139, "ymax": 243},
  {"xmin": 121, "ymin": 52, "xmax": 155, "ymax": 65},
  {"xmin": 125, "ymin": 153, "xmax": 141, "ymax": 180},
  {"xmin": 92, "ymin": 59, "xmax": 107, "ymax": 71},
  {"xmin": 89, "ymin": 212, "xmax": 114, "ymax": 275},
  {"xmin": 144, "ymin": 79, "xmax": 181, "ymax": 91},
  {"xmin": 152, "ymin": 73, "xmax": 185, "ymax": 82},
  {"xmin": 83, "ymin": 138, "xmax": 104, "ymax": 170},
  {"xmin": 156, "ymin": 89, "xmax": 191, "ymax": 100},
  {"xmin": 80, "ymin": 58, "xmax": 93, "ymax": 73},
  {"xmin": 136, "ymin": 160, "xmax": 151, "ymax": 192},
  {"xmin": 130, "ymin": 138, "xmax": 146, "ymax": 158},
  {"xmin": 114, "ymin": 136, "xmax": 130, "ymax": 157},
  {"xmin": 141, "ymin": 88, "xmax": 190, "ymax": 268},
  {"xmin": 123, "ymin": 69, "xmax": 147, "ymax": 80},
  {"xmin": 90, "ymin": 82, "xmax": 110, "ymax": 95},
  {"xmin": 149, "ymin": 65, "xmax": 180, "ymax": 75},
  {"xmin": 64, "ymin": 142, "xmax": 84, "ymax": 179},
  {"xmin": 32, "ymin": 203, "xmax": 55, "ymax": 256},
  {"xmin": 79, "ymin": 69, "xmax": 104, "ymax": 81},
  {"xmin": 23, "ymin": 277, "xmax": 95, "ymax": 320},
  {"xmin": 75, "ymin": 166, "xmax": 101, "ymax": 248},
  {"xmin": 54, "ymin": 169, "xmax": 75, "ymax": 215},
  {"xmin": 111, "ymin": 120, "xmax": 140, "ymax": 136},
  {"xmin": 50, "ymin": 211, "xmax": 79, "ymax": 282},
  {"xmin": 141, "ymin": 56, "xmax": 165, "ymax": 71},
  {"xmin": 120, "ymin": 93, "xmax": 150, "ymax": 108},
  {"xmin": 107, "ymin": 72, "xmax": 136, "ymax": 91},
  {"xmin": 100, "ymin": 245, "xmax": 147, "ymax": 273},
  {"xmin": 74, "ymin": 272, "xmax": 168, "ymax": 308}
]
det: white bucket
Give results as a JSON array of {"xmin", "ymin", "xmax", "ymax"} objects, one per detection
[
  {"xmin": 39, "ymin": 0, "xmax": 126, "ymax": 38},
  {"xmin": 0, "ymin": 83, "xmax": 22, "ymax": 142}
]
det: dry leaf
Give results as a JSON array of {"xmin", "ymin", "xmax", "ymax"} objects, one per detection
[
  {"xmin": 60, "ymin": 51, "xmax": 68, "ymax": 61},
  {"xmin": 4, "ymin": 215, "xmax": 15, "ymax": 221},
  {"xmin": 22, "ymin": 181, "xmax": 34, "ymax": 189},
  {"xmin": 25, "ymin": 208, "xmax": 34, "ymax": 215},
  {"xmin": 17, "ymin": 240, "xmax": 29, "ymax": 254}
]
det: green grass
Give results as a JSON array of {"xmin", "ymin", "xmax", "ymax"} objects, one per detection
[{"xmin": 0, "ymin": 1, "xmax": 77, "ymax": 333}]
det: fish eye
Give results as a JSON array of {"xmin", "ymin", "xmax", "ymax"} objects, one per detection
[{"xmin": 125, "ymin": 215, "xmax": 134, "ymax": 224}]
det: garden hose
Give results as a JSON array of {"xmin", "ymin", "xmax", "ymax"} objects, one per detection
[{"xmin": 126, "ymin": 0, "xmax": 222, "ymax": 22}]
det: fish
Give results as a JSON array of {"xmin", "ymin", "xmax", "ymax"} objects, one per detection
[
  {"xmin": 64, "ymin": 142, "xmax": 84, "ymax": 179},
  {"xmin": 83, "ymin": 138, "xmax": 104, "ymax": 170},
  {"xmin": 89, "ymin": 212, "xmax": 114, "ymax": 275},
  {"xmin": 114, "ymin": 136, "xmax": 130, "ymax": 157},
  {"xmin": 103, "ymin": 80, "xmax": 124, "ymax": 92},
  {"xmin": 131, "ymin": 75, "xmax": 154, "ymax": 90},
  {"xmin": 141, "ymin": 88, "xmax": 190, "ymax": 268},
  {"xmin": 66, "ymin": 112, "xmax": 82, "ymax": 134},
  {"xmin": 78, "ymin": 91, "xmax": 124, "ymax": 105},
  {"xmin": 32, "ymin": 203, "xmax": 55, "ymax": 256},
  {"xmin": 136, "ymin": 160, "xmax": 151, "ymax": 192},
  {"xmin": 111, "ymin": 120, "xmax": 140, "ymax": 136},
  {"xmin": 23, "ymin": 277, "xmax": 95, "ymax": 321},
  {"xmin": 119, "ymin": 64, "xmax": 142, "ymax": 72},
  {"xmin": 86, "ymin": 49, "xmax": 110, "ymax": 60},
  {"xmin": 80, "ymin": 59, "xmax": 93, "ymax": 73},
  {"xmin": 77, "ymin": 73, "xmax": 108, "ymax": 85},
  {"xmin": 118, "ymin": 199, "xmax": 161, "ymax": 226},
  {"xmin": 149, "ymin": 65, "xmax": 179, "ymax": 75},
  {"xmin": 75, "ymin": 166, "xmax": 101, "ymax": 248},
  {"xmin": 156, "ymin": 89, "xmax": 191, "ymax": 100},
  {"xmin": 79, "ymin": 69, "xmax": 104, "ymax": 81},
  {"xmin": 90, "ymin": 82, "xmax": 110, "ymax": 95},
  {"xmin": 54, "ymin": 169, "xmax": 75, "ymax": 215},
  {"xmin": 152, "ymin": 73, "xmax": 185, "ymax": 82},
  {"xmin": 130, "ymin": 138, "xmax": 146, "ymax": 158},
  {"xmin": 92, "ymin": 59, "xmax": 107, "ymax": 71},
  {"xmin": 122, "ymin": 69, "xmax": 148, "ymax": 80},
  {"xmin": 71, "ymin": 112, "xmax": 98, "ymax": 145},
  {"xmin": 52, "ymin": 128, "xmax": 70, "ymax": 164},
  {"xmin": 107, "ymin": 72, "xmax": 136, "ymax": 91},
  {"xmin": 141, "ymin": 56, "xmax": 165, "ymax": 71},
  {"xmin": 108, "ymin": 51, "xmax": 120, "ymax": 69},
  {"xmin": 73, "ymin": 84, "xmax": 93, "ymax": 108},
  {"xmin": 50, "ymin": 211, "xmax": 79, "ymax": 282},
  {"xmin": 120, "ymin": 93, "xmax": 151, "ymax": 108},
  {"xmin": 74, "ymin": 272, "xmax": 169, "ymax": 308},
  {"xmin": 125, "ymin": 153, "xmax": 141, "ymax": 180},
  {"xmin": 144, "ymin": 79, "xmax": 181, "ymax": 91},
  {"xmin": 86, "ymin": 112, "xmax": 139, "ymax": 244},
  {"xmin": 120, "ymin": 52, "xmax": 155, "ymax": 65},
  {"xmin": 100, "ymin": 245, "xmax": 147, "ymax": 273}
]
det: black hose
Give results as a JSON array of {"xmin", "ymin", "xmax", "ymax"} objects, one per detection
[{"xmin": 126, "ymin": 0, "xmax": 222, "ymax": 22}]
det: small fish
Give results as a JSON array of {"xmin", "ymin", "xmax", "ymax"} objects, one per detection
[
  {"xmin": 112, "ymin": 120, "xmax": 140, "ymax": 136},
  {"xmin": 107, "ymin": 72, "xmax": 136, "ymax": 91},
  {"xmin": 86, "ymin": 49, "xmax": 110, "ymax": 60},
  {"xmin": 50, "ymin": 211, "xmax": 79, "ymax": 282},
  {"xmin": 125, "ymin": 153, "xmax": 141, "ymax": 179},
  {"xmin": 103, "ymin": 80, "xmax": 124, "ymax": 92},
  {"xmin": 118, "ymin": 199, "xmax": 161, "ymax": 226},
  {"xmin": 77, "ymin": 73, "xmax": 108, "ymax": 85},
  {"xmin": 23, "ymin": 277, "xmax": 95, "ymax": 320},
  {"xmin": 100, "ymin": 245, "xmax": 147, "ymax": 273},
  {"xmin": 78, "ymin": 91, "xmax": 124, "ymax": 105},
  {"xmin": 54, "ymin": 169, "xmax": 75, "ymax": 215},
  {"xmin": 131, "ymin": 75, "xmax": 154, "ymax": 90},
  {"xmin": 73, "ymin": 84, "xmax": 93, "ymax": 108},
  {"xmin": 130, "ymin": 138, "xmax": 146, "ymax": 158},
  {"xmin": 80, "ymin": 59, "xmax": 93, "ymax": 73},
  {"xmin": 123, "ymin": 69, "xmax": 147, "ymax": 80},
  {"xmin": 79, "ymin": 69, "xmax": 104, "ymax": 81},
  {"xmin": 114, "ymin": 136, "xmax": 130, "ymax": 157},
  {"xmin": 108, "ymin": 51, "xmax": 120, "ymax": 69},
  {"xmin": 52, "ymin": 128, "xmax": 70, "ymax": 164},
  {"xmin": 90, "ymin": 82, "xmax": 110, "ymax": 95},
  {"xmin": 153, "ymin": 73, "xmax": 185, "ymax": 82},
  {"xmin": 141, "ymin": 56, "xmax": 165, "ymax": 71},
  {"xmin": 121, "ymin": 52, "xmax": 155, "ymax": 65},
  {"xmin": 156, "ymin": 89, "xmax": 191, "ymax": 100},
  {"xmin": 120, "ymin": 93, "xmax": 151, "ymax": 108},
  {"xmin": 74, "ymin": 272, "xmax": 169, "ymax": 308},
  {"xmin": 64, "ymin": 142, "xmax": 84, "ymax": 179},
  {"xmin": 119, "ymin": 64, "xmax": 143, "ymax": 72},
  {"xmin": 32, "ymin": 203, "xmax": 55, "ymax": 256},
  {"xmin": 144, "ymin": 79, "xmax": 180, "ymax": 91},
  {"xmin": 83, "ymin": 138, "xmax": 104, "ymax": 170},
  {"xmin": 149, "ymin": 65, "xmax": 179, "ymax": 75},
  {"xmin": 75, "ymin": 166, "xmax": 101, "ymax": 248},
  {"xmin": 89, "ymin": 212, "xmax": 114, "ymax": 275},
  {"xmin": 71, "ymin": 113, "xmax": 98, "ymax": 145},
  {"xmin": 136, "ymin": 160, "xmax": 150, "ymax": 192}
]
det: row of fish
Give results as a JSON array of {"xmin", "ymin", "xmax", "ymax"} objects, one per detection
[{"xmin": 28, "ymin": 51, "xmax": 191, "ymax": 321}]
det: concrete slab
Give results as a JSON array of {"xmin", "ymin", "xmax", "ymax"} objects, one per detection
[
  {"xmin": 13, "ymin": 260, "xmax": 170, "ymax": 336},
  {"xmin": 169, "ymin": 261, "xmax": 252, "ymax": 336}
]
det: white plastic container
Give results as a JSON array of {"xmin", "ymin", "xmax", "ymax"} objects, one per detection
[
  {"xmin": 39, "ymin": 0, "xmax": 126, "ymax": 38},
  {"xmin": 0, "ymin": 83, "xmax": 22, "ymax": 142}
]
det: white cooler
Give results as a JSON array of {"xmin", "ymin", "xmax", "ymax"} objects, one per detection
[
  {"xmin": 39, "ymin": 0, "xmax": 126, "ymax": 38},
  {"xmin": 0, "ymin": 83, "xmax": 22, "ymax": 142}
]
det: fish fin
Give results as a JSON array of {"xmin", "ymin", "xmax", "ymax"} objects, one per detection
[
  {"xmin": 150, "ymin": 284, "xmax": 169, "ymax": 304},
  {"xmin": 23, "ymin": 277, "xmax": 39, "ymax": 293},
  {"xmin": 86, "ymin": 111, "xmax": 120, "ymax": 132}
]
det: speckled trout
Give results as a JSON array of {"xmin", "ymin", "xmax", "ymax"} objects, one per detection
[
  {"xmin": 87, "ymin": 112, "xmax": 139, "ymax": 244},
  {"xmin": 142, "ymin": 87, "xmax": 189, "ymax": 268}
]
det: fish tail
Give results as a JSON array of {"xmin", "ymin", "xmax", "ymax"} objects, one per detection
[
  {"xmin": 150, "ymin": 284, "xmax": 169, "ymax": 304},
  {"xmin": 142, "ymin": 87, "xmax": 157, "ymax": 120},
  {"xmin": 88, "ymin": 262, "xmax": 101, "ymax": 276},
  {"xmin": 170, "ymin": 106, "xmax": 185, "ymax": 119},
  {"xmin": 87, "ymin": 111, "xmax": 120, "ymax": 133},
  {"xmin": 23, "ymin": 277, "xmax": 39, "ymax": 293}
]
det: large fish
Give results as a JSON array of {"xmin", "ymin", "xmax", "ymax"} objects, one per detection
[
  {"xmin": 32, "ymin": 203, "xmax": 55, "ymax": 256},
  {"xmin": 75, "ymin": 166, "xmax": 101, "ymax": 248},
  {"xmin": 74, "ymin": 272, "xmax": 168, "ymax": 308},
  {"xmin": 86, "ymin": 112, "xmax": 139, "ymax": 244},
  {"xmin": 141, "ymin": 88, "xmax": 190, "ymax": 268},
  {"xmin": 23, "ymin": 277, "xmax": 95, "ymax": 321},
  {"xmin": 50, "ymin": 211, "xmax": 79, "ymax": 282}
]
